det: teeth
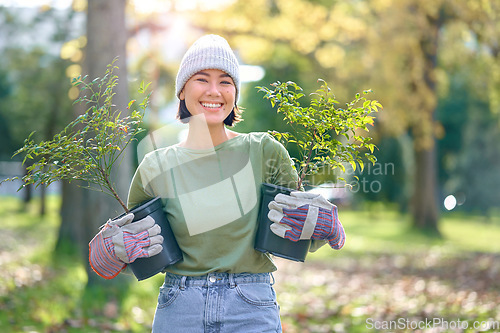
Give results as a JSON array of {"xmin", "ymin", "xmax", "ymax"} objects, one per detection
[{"xmin": 202, "ymin": 102, "xmax": 222, "ymax": 108}]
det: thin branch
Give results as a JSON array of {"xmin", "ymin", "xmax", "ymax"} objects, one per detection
[
  {"xmin": 97, "ymin": 165, "xmax": 129, "ymax": 213},
  {"xmin": 297, "ymin": 128, "xmax": 317, "ymax": 190}
]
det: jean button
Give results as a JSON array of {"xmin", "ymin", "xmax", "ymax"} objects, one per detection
[{"xmin": 209, "ymin": 276, "xmax": 216, "ymax": 283}]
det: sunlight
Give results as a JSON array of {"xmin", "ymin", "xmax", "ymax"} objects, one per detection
[
  {"xmin": 240, "ymin": 65, "xmax": 265, "ymax": 83},
  {"xmin": 130, "ymin": 0, "xmax": 172, "ymax": 13},
  {"xmin": 444, "ymin": 195, "xmax": 457, "ymax": 211},
  {"xmin": 174, "ymin": 0, "xmax": 235, "ymax": 11},
  {"xmin": 0, "ymin": 0, "xmax": 68, "ymax": 9},
  {"xmin": 130, "ymin": 0, "xmax": 235, "ymax": 13},
  {"xmin": 0, "ymin": 0, "xmax": 235, "ymax": 12}
]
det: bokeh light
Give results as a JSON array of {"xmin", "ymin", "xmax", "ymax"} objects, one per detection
[{"xmin": 444, "ymin": 195, "xmax": 457, "ymax": 211}]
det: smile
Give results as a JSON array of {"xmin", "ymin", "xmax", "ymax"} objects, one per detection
[{"xmin": 201, "ymin": 102, "xmax": 222, "ymax": 109}]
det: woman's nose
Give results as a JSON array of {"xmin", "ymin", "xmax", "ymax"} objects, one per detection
[{"xmin": 206, "ymin": 82, "xmax": 221, "ymax": 96}]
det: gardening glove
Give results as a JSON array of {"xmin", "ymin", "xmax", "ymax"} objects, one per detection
[
  {"xmin": 89, "ymin": 213, "xmax": 164, "ymax": 279},
  {"xmin": 268, "ymin": 191, "xmax": 346, "ymax": 249}
]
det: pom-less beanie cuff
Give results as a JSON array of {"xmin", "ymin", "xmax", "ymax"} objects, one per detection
[{"xmin": 175, "ymin": 34, "xmax": 240, "ymax": 102}]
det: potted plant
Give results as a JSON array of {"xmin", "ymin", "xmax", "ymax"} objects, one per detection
[
  {"xmin": 254, "ymin": 79, "xmax": 382, "ymax": 261},
  {"xmin": 3, "ymin": 61, "xmax": 182, "ymax": 280}
]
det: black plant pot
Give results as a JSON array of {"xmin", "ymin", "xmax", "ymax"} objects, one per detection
[
  {"xmin": 254, "ymin": 183, "xmax": 311, "ymax": 262},
  {"xmin": 125, "ymin": 197, "xmax": 183, "ymax": 281}
]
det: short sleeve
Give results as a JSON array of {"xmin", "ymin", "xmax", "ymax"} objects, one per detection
[{"xmin": 127, "ymin": 155, "xmax": 156, "ymax": 209}]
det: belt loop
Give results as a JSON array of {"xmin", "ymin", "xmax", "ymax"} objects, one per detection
[
  {"xmin": 270, "ymin": 272, "xmax": 275, "ymax": 286},
  {"xmin": 180, "ymin": 275, "xmax": 187, "ymax": 290},
  {"xmin": 229, "ymin": 273, "xmax": 236, "ymax": 288}
]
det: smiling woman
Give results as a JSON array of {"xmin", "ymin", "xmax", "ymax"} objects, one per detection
[
  {"xmin": 172, "ymin": 34, "xmax": 242, "ymax": 148},
  {"xmin": 87, "ymin": 33, "xmax": 345, "ymax": 333},
  {"xmin": 180, "ymin": 69, "xmax": 235, "ymax": 121},
  {"xmin": 177, "ymin": 68, "xmax": 239, "ymax": 148}
]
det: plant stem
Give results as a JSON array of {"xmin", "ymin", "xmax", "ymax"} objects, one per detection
[
  {"xmin": 98, "ymin": 166, "xmax": 129, "ymax": 213},
  {"xmin": 297, "ymin": 129, "xmax": 316, "ymax": 190}
]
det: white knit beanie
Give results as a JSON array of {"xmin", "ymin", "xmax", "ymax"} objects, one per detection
[{"xmin": 175, "ymin": 34, "xmax": 240, "ymax": 102}]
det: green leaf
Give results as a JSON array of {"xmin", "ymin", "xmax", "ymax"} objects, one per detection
[{"xmin": 349, "ymin": 160, "xmax": 356, "ymax": 172}]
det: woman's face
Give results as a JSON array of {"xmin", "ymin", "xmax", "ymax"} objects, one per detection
[{"xmin": 179, "ymin": 69, "xmax": 236, "ymax": 126}]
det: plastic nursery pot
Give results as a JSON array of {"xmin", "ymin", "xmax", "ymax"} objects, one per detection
[
  {"xmin": 125, "ymin": 197, "xmax": 183, "ymax": 281},
  {"xmin": 254, "ymin": 183, "xmax": 311, "ymax": 262}
]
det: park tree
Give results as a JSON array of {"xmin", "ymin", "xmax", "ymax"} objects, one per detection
[
  {"xmin": 363, "ymin": 0, "xmax": 445, "ymax": 233},
  {"xmin": 364, "ymin": 0, "xmax": 500, "ymax": 231},
  {"xmin": 435, "ymin": 1, "xmax": 500, "ymax": 216},
  {"xmin": 56, "ymin": 0, "xmax": 131, "ymax": 286},
  {"xmin": 189, "ymin": 0, "xmax": 442, "ymax": 231}
]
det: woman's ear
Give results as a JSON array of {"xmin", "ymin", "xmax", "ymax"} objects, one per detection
[{"xmin": 179, "ymin": 89, "xmax": 185, "ymax": 100}]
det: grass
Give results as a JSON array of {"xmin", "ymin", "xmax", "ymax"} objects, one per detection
[
  {"xmin": 0, "ymin": 196, "xmax": 161, "ymax": 332},
  {"xmin": 309, "ymin": 208, "xmax": 500, "ymax": 261},
  {"xmin": 1, "ymin": 196, "xmax": 500, "ymax": 332},
  {"xmin": 279, "ymin": 207, "xmax": 500, "ymax": 332}
]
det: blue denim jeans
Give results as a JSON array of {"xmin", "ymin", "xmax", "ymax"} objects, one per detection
[{"xmin": 152, "ymin": 272, "xmax": 282, "ymax": 333}]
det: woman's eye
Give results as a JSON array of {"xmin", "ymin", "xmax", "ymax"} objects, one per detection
[
  {"xmin": 196, "ymin": 78, "xmax": 208, "ymax": 83},
  {"xmin": 221, "ymin": 80, "xmax": 232, "ymax": 85}
]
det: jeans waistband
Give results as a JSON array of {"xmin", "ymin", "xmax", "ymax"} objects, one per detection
[{"xmin": 163, "ymin": 272, "xmax": 273, "ymax": 289}]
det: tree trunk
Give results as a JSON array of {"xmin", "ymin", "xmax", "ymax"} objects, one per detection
[
  {"xmin": 412, "ymin": 145, "xmax": 440, "ymax": 234},
  {"xmin": 85, "ymin": 0, "xmax": 131, "ymax": 286},
  {"xmin": 410, "ymin": 8, "xmax": 443, "ymax": 234},
  {"xmin": 57, "ymin": 0, "xmax": 131, "ymax": 286},
  {"xmin": 39, "ymin": 183, "xmax": 46, "ymax": 216},
  {"xmin": 22, "ymin": 162, "xmax": 32, "ymax": 208},
  {"xmin": 55, "ymin": 180, "xmax": 83, "ymax": 255}
]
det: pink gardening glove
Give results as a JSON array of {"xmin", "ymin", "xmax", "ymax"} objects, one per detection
[
  {"xmin": 268, "ymin": 191, "xmax": 345, "ymax": 249},
  {"xmin": 89, "ymin": 213, "xmax": 163, "ymax": 279}
]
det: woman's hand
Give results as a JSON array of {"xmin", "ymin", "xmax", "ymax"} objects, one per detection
[
  {"xmin": 89, "ymin": 213, "xmax": 163, "ymax": 279},
  {"xmin": 267, "ymin": 191, "xmax": 345, "ymax": 249}
]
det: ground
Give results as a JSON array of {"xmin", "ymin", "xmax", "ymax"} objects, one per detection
[{"xmin": 1, "ymin": 197, "xmax": 500, "ymax": 332}]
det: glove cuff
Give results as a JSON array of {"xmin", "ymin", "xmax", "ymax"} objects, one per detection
[
  {"xmin": 328, "ymin": 235, "xmax": 345, "ymax": 250},
  {"xmin": 89, "ymin": 232, "xmax": 126, "ymax": 279},
  {"xmin": 326, "ymin": 220, "xmax": 346, "ymax": 250}
]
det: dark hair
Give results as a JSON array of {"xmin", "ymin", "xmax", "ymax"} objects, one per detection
[{"xmin": 177, "ymin": 99, "xmax": 243, "ymax": 127}]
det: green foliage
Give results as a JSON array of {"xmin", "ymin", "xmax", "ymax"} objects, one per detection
[
  {"xmin": 0, "ymin": 5, "xmax": 81, "ymax": 155},
  {"xmin": 258, "ymin": 79, "xmax": 381, "ymax": 189},
  {"xmin": 194, "ymin": 0, "xmax": 500, "ymax": 216},
  {"xmin": 4, "ymin": 60, "xmax": 151, "ymax": 212}
]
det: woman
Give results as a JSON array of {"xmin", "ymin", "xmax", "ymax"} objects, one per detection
[{"xmin": 89, "ymin": 34, "xmax": 345, "ymax": 333}]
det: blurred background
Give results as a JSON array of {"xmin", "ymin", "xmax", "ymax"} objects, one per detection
[{"xmin": 0, "ymin": 0, "xmax": 499, "ymax": 332}]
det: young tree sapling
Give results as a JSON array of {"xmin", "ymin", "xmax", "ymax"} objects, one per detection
[
  {"xmin": 4, "ymin": 60, "xmax": 151, "ymax": 213},
  {"xmin": 258, "ymin": 79, "xmax": 382, "ymax": 190}
]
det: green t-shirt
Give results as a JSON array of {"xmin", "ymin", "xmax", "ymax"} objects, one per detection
[{"xmin": 127, "ymin": 132, "xmax": 315, "ymax": 276}]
